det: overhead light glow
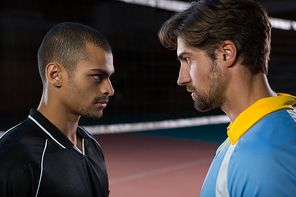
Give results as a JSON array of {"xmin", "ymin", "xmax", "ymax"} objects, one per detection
[
  {"xmin": 269, "ymin": 17, "xmax": 294, "ymax": 30},
  {"xmin": 117, "ymin": 0, "xmax": 189, "ymax": 12},
  {"xmin": 117, "ymin": 0, "xmax": 296, "ymax": 31}
]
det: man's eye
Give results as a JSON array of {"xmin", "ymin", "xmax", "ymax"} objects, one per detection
[
  {"xmin": 185, "ymin": 57, "xmax": 190, "ymax": 64},
  {"xmin": 93, "ymin": 75, "xmax": 101, "ymax": 80}
]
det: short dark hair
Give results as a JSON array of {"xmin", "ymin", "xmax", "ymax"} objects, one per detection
[
  {"xmin": 158, "ymin": 0, "xmax": 271, "ymax": 74},
  {"xmin": 37, "ymin": 22, "xmax": 112, "ymax": 84}
]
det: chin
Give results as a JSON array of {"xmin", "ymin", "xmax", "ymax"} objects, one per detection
[
  {"xmin": 81, "ymin": 109, "xmax": 103, "ymax": 120},
  {"xmin": 90, "ymin": 113, "xmax": 103, "ymax": 120},
  {"xmin": 194, "ymin": 101, "xmax": 214, "ymax": 112}
]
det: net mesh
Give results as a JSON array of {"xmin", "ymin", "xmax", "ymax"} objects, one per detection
[{"xmin": 0, "ymin": 0, "xmax": 295, "ymax": 132}]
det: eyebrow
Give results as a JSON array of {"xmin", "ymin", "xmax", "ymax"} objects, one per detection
[
  {"xmin": 89, "ymin": 68, "xmax": 115, "ymax": 77},
  {"xmin": 177, "ymin": 52, "xmax": 191, "ymax": 61}
]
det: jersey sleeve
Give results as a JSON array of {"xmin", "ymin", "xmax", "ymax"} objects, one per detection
[{"xmin": 0, "ymin": 142, "xmax": 35, "ymax": 197}]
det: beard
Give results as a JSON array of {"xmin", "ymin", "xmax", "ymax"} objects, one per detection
[
  {"xmin": 190, "ymin": 61, "xmax": 227, "ymax": 112},
  {"xmin": 80, "ymin": 96, "xmax": 109, "ymax": 120},
  {"xmin": 81, "ymin": 109, "xmax": 103, "ymax": 120},
  {"xmin": 192, "ymin": 88, "xmax": 222, "ymax": 112}
]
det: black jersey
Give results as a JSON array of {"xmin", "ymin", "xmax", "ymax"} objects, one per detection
[{"xmin": 0, "ymin": 109, "xmax": 109, "ymax": 197}]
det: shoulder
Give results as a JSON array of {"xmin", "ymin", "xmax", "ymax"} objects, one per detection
[
  {"xmin": 0, "ymin": 120, "xmax": 47, "ymax": 171},
  {"xmin": 0, "ymin": 121, "xmax": 47, "ymax": 196},
  {"xmin": 1, "ymin": 119, "xmax": 45, "ymax": 150},
  {"xmin": 236, "ymin": 109, "xmax": 296, "ymax": 146},
  {"xmin": 227, "ymin": 109, "xmax": 296, "ymax": 196},
  {"xmin": 231, "ymin": 109, "xmax": 296, "ymax": 164},
  {"xmin": 1, "ymin": 120, "xmax": 47, "ymax": 163},
  {"xmin": 0, "ymin": 121, "xmax": 33, "ymax": 153}
]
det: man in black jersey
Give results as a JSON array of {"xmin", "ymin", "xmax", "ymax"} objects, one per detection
[{"xmin": 0, "ymin": 22, "xmax": 114, "ymax": 197}]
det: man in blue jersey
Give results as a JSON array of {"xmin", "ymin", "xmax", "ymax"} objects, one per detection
[
  {"xmin": 0, "ymin": 22, "xmax": 114, "ymax": 196},
  {"xmin": 158, "ymin": 0, "xmax": 296, "ymax": 196}
]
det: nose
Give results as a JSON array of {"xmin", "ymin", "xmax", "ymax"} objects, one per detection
[
  {"xmin": 177, "ymin": 64, "xmax": 191, "ymax": 86},
  {"xmin": 101, "ymin": 79, "xmax": 115, "ymax": 96}
]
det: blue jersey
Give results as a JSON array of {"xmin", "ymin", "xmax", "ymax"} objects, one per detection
[{"xmin": 200, "ymin": 93, "xmax": 296, "ymax": 197}]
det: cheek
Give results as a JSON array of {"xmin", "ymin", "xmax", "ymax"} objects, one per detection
[
  {"xmin": 70, "ymin": 84, "xmax": 92, "ymax": 103},
  {"xmin": 190, "ymin": 65, "xmax": 206, "ymax": 85},
  {"xmin": 79, "ymin": 86, "xmax": 93, "ymax": 101}
]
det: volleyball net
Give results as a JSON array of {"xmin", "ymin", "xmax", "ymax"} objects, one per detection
[
  {"xmin": 1, "ymin": 0, "xmax": 295, "ymax": 139},
  {"xmin": 0, "ymin": 114, "xmax": 230, "ymax": 139}
]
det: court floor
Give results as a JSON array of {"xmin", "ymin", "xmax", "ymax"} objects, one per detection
[{"xmin": 95, "ymin": 133, "xmax": 220, "ymax": 197}]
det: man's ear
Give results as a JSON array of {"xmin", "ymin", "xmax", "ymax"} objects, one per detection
[
  {"xmin": 46, "ymin": 62, "xmax": 63, "ymax": 87},
  {"xmin": 220, "ymin": 40, "xmax": 237, "ymax": 67}
]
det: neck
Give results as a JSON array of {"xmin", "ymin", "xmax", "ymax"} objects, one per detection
[
  {"xmin": 221, "ymin": 72, "xmax": 276, "ymax": 122},
  {"xmin": 38, "ymin": 91, "xmax": 81, "ymax": 145}
]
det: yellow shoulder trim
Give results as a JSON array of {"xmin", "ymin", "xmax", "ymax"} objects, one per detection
[{"xmin": 227, "ymin": 93, "xmax": 296, "ymax": 145}]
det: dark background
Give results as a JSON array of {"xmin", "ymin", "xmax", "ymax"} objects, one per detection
[{"xmin": 0, "ymin": 0, "xmax": 296, "ymax": 130}]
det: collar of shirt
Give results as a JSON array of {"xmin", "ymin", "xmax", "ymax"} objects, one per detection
[
  {"xmin": 28, "ymin": 109, "xmax": 89, "ymax": 150},
  {"xmin": 227, "ymin": 93, "xmax": 296, "ymax": 145}
]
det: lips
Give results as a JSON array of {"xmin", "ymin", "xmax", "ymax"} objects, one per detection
[
  {"xmin": 94, "ymin": 99, "xmax": 109, "ymax": 109},
  {"xmin": 97, "ymin": 100, "xmax": 108, "ymax": 104},
  {"xmin": 187, "ymin": 89, "xmax": 194, "ymax": 95},
  {"xmin": 186, "ymin": 88, "xmax": 196, "ymax": 100}
]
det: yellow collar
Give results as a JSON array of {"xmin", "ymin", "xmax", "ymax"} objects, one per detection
[{"xmin": 227, "ymin": 93, "xmax": 296, "ymax": 145}]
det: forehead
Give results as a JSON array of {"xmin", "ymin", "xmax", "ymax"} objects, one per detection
[
  {"xmin": 77, "ymin": 43, "xmax": 114, "ymax": 74},
  {"xmin": 177, "ymin": 37, "xmax": 196, "ymax": 55},
  {"xmin": 177, "ymin": 37, "xmax": 201, "ymax": 59},
  {"xmin": 177, "ymin": 37, "xmax": 188, "ymax": 52}
]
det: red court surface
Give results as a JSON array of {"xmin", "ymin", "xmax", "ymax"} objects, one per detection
[{"xmin": 95, "ymin": 133, "xmax": 220, "ymax": 197}]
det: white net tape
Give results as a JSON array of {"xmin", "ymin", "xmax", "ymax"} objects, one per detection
[
  {"xmin": 85, "ymin": 114, "xmax": 230, "ymax": 135},
  {"xmin": 0, "ymin": 115, "xmax": 230, "ymax": 137}
]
